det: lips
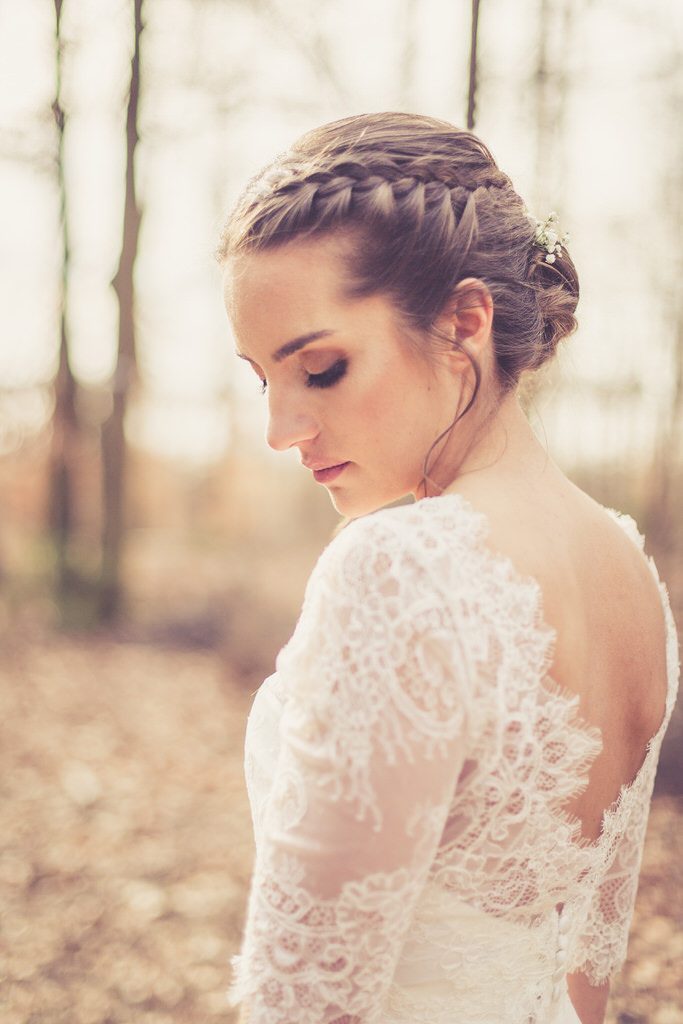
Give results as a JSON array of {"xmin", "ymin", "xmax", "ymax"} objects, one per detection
[{"xmin": 309, "ymin": 462, "xmax": 350, "ymax": 484}]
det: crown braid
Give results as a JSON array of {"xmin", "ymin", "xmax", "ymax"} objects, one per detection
[
  {"xmin": 218, "ymin": 112, "xmax": 579, "ymax": 395},
  {"xmin": 229, "ymin": 154, "xmax": 513, "ymax": 253}
]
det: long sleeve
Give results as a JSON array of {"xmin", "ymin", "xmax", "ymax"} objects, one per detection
[
  {"xmin": 227, "ymin": 513, "xmax": 474, "ymax": 1024},
  {"xmin": 568, "ymin": 779, "xmax": 655, "ymax": 986}
]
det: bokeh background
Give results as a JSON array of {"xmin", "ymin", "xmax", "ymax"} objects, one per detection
[{"xmin": 1, "ymin": 0, "xmax": 681, "ymax": 1021}]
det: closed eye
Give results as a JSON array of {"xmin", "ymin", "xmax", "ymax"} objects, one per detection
[
  {"xmin": 305, "ymin": 358, "xmax": 348, "ymax": 389},
  {"xmin": 256, "ymin": 357, "xmax": 348, "ymax": 394}
]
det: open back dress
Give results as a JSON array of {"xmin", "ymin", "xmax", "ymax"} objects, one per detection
[{"xmin": 227, "ymin": 493, "xmax": 680, "ymax": 1024}]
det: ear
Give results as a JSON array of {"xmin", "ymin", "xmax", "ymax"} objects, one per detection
[{"xmin": 435, "ymin": 277, "xmax": 493, "ymax": 372}]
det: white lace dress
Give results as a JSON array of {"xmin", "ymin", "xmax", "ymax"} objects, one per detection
[{"xmin": 226, "ymin": 493, "xmax": 680, "ymax": 1024}]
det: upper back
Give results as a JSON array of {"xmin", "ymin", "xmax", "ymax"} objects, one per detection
[{"xmin": 444, "ymin": 477, "xmax": 671, "ymax": 844}]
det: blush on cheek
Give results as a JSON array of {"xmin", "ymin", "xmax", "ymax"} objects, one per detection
[
  {"xmin": 352, "ymin": 375, "xmax": 402, "ymax": 430},
  {"xmin": 359, "ymin": 378, "xmax": 429, "ymax": 458},
  {"xmin": 339, "ymin": 343, "xmax": 435, "ymax": 496}
]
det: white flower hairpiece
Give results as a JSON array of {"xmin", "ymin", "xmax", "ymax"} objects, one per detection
[
  {"xmin": 246, "ymin": 167, "xmax": 289, "ymax": 200},
  {"xmin": 528, "ymin": 209, "xmax": 569, "ymax": 264},
  {"xmin": 246, "ymin": 160, "xmax": 306, "ymax": 202}
]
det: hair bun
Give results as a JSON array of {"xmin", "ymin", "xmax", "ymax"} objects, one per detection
[{"xmin": 528, "ymin": 242, "xmax": 580, "ymax": 363}]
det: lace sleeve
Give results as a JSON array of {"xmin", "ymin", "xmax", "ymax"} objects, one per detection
[
  {"xmin": 568, "ymin": 789, "xmax": 654, "ymax": 985},
  {"xmin": 227, "ymin": 513, "xmax": 473, "ymax": 1024}
]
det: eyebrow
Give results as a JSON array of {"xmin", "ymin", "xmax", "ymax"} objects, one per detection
[{"xmin": 236, "ymin": 330, "xmax": 337, "ymax": 365}]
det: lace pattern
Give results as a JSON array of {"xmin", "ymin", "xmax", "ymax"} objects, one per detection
[{"xmin": 228, "ymin": 496, "xmax": 680, "ymax": 1020}]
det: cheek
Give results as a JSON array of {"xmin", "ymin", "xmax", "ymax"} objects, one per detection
[
  {"xmin": 341, "ymin": 357, "xmax": 435, "ymax": 448},
  {"xmin": 343, "ymin": 368, "xmax": 406, "ymax": 435}
]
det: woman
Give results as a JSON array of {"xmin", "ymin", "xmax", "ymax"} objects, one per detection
[{"xmin": 217, "ymin": 113, "xmax": 679, "ymax": 1024}]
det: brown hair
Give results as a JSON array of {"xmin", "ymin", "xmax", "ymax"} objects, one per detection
[{"xmin": 217, "ymin": 112, "xmax": 579, "ymax": 484}]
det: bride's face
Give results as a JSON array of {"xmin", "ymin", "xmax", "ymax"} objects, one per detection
[{"xmin": 222, "ymin": 233, "xmax": 469, "ymax": 518}]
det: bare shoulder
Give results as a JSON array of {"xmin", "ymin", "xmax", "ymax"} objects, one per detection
[
  {"xmin": 446, "ymin": 474, "xmax": 657, "ymax": 612},
  {"xmin": 444, "ymin": 474, "xmax": 669, "ymax": 745}
]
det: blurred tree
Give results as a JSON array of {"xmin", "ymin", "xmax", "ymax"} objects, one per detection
[
  {"xmin": 643, "ymin": 53, "xmax": 683, "ymax": 561},
  {"xmin": 99, "ymin": 0, "xmax": 144, "ymax": 622},
  {"xmin": 533, "ymin": 0, "xmax": 552, "ymax": 209},
  {"xmin": 532, "ymin": 0, "xmax": 575, "ymax": 215},
  {"xmin": 466, "ymin": 0, "xmax": 481, "ymax": 129},
  {"xmin": 520, "ymin": 0, "xmax": 577, "ymax": 421},
  {"xmin": 48, "ymin": 0, "xmax": 82, "ymax": 602},
  {"xmin": 398, "ymin": 0, "xmax": 418, "ymax": 110},
  {"xmin": 250, "ymin": 0, "xmax": 348, "ymax": 106}
]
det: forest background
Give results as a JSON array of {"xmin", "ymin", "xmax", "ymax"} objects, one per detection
[{"xmin": 0, "ymin": 0, "xmax": 681, "ymax": 1022}]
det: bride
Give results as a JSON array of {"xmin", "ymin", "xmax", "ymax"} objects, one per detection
[{"xmin": 216, "ymin": 112, "xmax": 679, "ymax": 1024}]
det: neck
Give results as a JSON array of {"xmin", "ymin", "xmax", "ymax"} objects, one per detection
[{"xmin": 419, "ymin": 388, "xmax": 563, "ymax": 499}]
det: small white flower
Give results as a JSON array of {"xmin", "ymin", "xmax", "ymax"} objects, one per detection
[
  {"xmin": 248, "ymin": 165, "xmax": 292, "ymax": 200},
  {"xmin": 531, "ymin": 209, "xmax": 569, "ymax": 263}
]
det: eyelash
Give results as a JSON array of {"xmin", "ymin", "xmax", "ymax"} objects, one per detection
[{"xmin": 258, "ymin": 358, "xmax": 348, "ymax": 394}]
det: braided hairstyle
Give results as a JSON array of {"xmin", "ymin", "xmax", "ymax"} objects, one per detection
[{"xmin": 217, "ymin": 112, "xmax": 579, "ymax": 467}]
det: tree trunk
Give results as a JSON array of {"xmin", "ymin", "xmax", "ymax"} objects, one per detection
[
  {"xmin": 532, "ymin": 0, "xmax": 575, "ymax": 210},
  {"xmin": 641, "ymin": 58, "xmax": 683, "ymax": 562},
  {"xmin": 99, "ymin": 0, "xmax": 143, "ymax": 623},
  {"xmin": 48, "ymin": 0, "xmax": 80, "ymax": 601},
  {"xmin": 466, "ymin": 0, "xmax": 481, "ymax": 129},
  {"xmin": 398, "ymin": 0, "xmax": 418, "ymax": 110},
  {"xmin": 645, "ymin": 234, "xmax": 683, "ymax": 559}
]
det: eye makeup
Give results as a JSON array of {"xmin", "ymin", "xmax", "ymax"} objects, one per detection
[
  {"xmin": 254, "ymin": 354, "xmax": 348, "ymax": 394},
  {"xmin": 305, "ymin": 357, "xmax": 348, "ymax": 389}
]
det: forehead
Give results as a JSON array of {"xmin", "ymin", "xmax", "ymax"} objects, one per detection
[
  {"xmin": 221, "ymin": 232, "xmax": 418, "ymax": 367},
  {"xmin": 222, "ymin": 234, "xmax": 350, "ymax": 327}
]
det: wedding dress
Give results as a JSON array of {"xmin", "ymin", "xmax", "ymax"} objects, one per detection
[{"xmin": 226, "ymin": 493, "xmax": 680, "ymax": 1024}]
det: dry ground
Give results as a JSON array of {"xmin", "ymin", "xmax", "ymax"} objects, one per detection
[{"xmin": 0, "ymin": 637, "xmax": 680, "ymax": 1024}]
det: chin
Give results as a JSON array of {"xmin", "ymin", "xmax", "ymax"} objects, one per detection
[{"xmin": 325, "ymin": 482, "xmax": 409, "ymax": 519}]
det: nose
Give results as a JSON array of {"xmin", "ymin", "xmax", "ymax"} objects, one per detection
[{"xmin": 266, "ymin": 393, "xmax": 319, "ymax": 452}]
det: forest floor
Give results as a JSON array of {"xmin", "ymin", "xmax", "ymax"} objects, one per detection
[{"xmin": 0, "ymin": 635, "xmax": 680, "ymax": 1024}]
